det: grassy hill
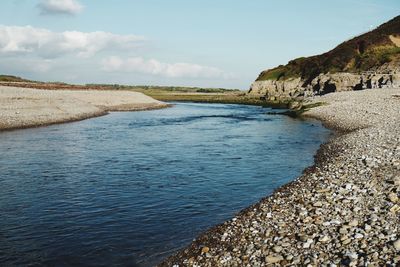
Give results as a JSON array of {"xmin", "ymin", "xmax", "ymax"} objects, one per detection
[
  {"xmin": 257, "ymin": 15, "xmax": 400, "ymax": 83},
  {"xmin": 0, "ymin": 75, "xmax": 35, "ymax": 82}
]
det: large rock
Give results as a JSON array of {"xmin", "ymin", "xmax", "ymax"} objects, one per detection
[
  {"xmin": 249, "ymin": 77, "xmax": 305, "ymax": 101},
  {"xmin": 248, "ymin": 65, "xmax": 400, "ymax": 101}
]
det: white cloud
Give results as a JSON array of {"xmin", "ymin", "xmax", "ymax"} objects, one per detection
[
  {"xmin": 38, "ymin": 0, "xmax": 83, "ymax": 15},
  {"xmin": 101, "ymin": 56, "xmax": 229, "ymax": 79},
  {"xmin": 0, "ymin": 25, "xmax": 145, "ymax": 58},
  {"xmin": 0, "ymin": 25, "xmax": 234, "ymax": 85}
]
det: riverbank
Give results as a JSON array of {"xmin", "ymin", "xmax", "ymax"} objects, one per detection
[
  {"xmin": 160, "ymin": 88, "xmax": 400, "ymax": 266},
  {"xmin": 134, "ymin": 90, "xmax": 290, "ymax": 108},
  {"xmin": 0, "ymin": 86, "xmax": 169, "ymax": 131},
  {"xmin": 0, "ymin": 80, "xmax": 291, "ymax": 109}
]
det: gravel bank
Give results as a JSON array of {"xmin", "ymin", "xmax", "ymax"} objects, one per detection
[
  {"xmin": 0, "ymin": 86, "xmax": 169, "ymax": 131},
  {"xmin": 160, "ymin": 89, "xmax": 400, "ymax": 266}
]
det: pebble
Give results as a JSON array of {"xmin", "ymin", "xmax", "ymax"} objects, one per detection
[
  {"xmin": 388, "ymin": 192, "xmax": 398, "ymax": 203},
  {"xmin": 390, "ymin": 204, "xmax": 400, "ymax": 213},
  {"xmin": 303, "ymin": 239, "xmax": 313, "ymax": 248},
  {"xmin": 354, "ymin": 233, "xmax": 364, "ymax": 239},
  {"xmin": 265, "ymin": 255, "xmax": 283, "ymax": 264},
  {"xmin": 201, "ymin": 247, "xmax": 210, "ymax": 254},
  {"xmin": 272, "ymin": 246, "xmax": 282, "ymax": 253},
  {"xmin": 348, "ymin": 219, "xmax": 358, "ymax": 227},
  {"xmin": 342, "ymin": 239, "xmax": 352, "ymax": 245},
  {"xmin": 313, "ymin": 201, "xmax": 323, "ymax": 207},
  {"xmin": 394, "ymin": 239, "xmax": 400, "ymax": 251},
  {"xmin": 319, "ymin": 235, "xmax": 330, "ymax": 243}
]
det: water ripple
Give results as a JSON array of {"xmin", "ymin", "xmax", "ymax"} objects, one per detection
[{"xmin": 0, "ymin": 102, "xmax": 330, "ymax": 266}]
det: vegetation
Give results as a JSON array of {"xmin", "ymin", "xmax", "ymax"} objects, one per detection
[
  {"xmin": 270, "ymin": 101, "xmax": 327, "ymax": 117},
  {"xmin": 85, "ymin": 84, "xmax": 240, "ymax": 94},
  {"xmin": 138, "ymin": 90, "xmax": 290, "ymax": 108},
  {"xmin": 0, "ymin": 75, "xmax": 292, "ymax": 108},
  {"xmin": 0, "ymin": 75, "xmax": 34, "ymax": 82},
  {"xmin": 257, "ymin": 15, "xmax": 400, "ymax": 82},
  {"xmin": 0, "ymin": 75, "xmax": 292, "ymax": 107},
  {"xmin": 352, "ymin": 46, "xmax": 400, "ymax": 71}
]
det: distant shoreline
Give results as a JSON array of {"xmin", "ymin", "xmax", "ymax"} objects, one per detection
[
  {"xmin": 0, "ymin": 86, "xmax": 171, "ymax": 131},
  {"xmin": 160, "ymin": 88, "xmax": 400, "ymax": 266}
]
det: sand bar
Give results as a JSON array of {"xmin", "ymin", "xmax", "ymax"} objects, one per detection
[{"xmin": 0, "ymin": 86, "xmax": 170, "ymax": 131}]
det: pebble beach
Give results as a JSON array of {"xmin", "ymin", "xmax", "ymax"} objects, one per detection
[{"xmin": 160, "ymin": 88, "xmax": 400, "ymax": 267}]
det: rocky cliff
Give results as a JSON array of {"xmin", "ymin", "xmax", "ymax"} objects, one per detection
[
  {"xmin": 249, "ymin": 64, "xmax": 400, "ymax": 101},
  {"xmin": 249, "ymin": 16, "xmax": 400, "ymax": 101}
]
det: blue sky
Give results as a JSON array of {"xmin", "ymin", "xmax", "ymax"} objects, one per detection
[{"xmin": 0, "ymin": 0, "xmax": 399, "ymax": 89}]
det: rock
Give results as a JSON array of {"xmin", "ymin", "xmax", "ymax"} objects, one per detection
[
  {"xmin": 285, "ymin": 254, "xmax": 294, "ymax": 261},
  {"xmin": 297, "ymin": 234, "xmax": 308, "ymax": 242},
  {"xmin": 249, "ymin": 78, "xmax": 302, "ymax": 101},
  {"xmin": 342, "ymin": 239, "xmax": 352, "ymax": 245},
  {"xmin": 319, "ymin": 235, "xmax": 330, "ymax": 243},
  {"xmin": 345, "ymin": 252, "xmax": 358, "ymax": 260},
  {"xmin": 394, "ymin": 239, "xmax": 400, "ymax": 251},
  {"xmin": 221, "ymin": 232, "xmax": 228, "ymax": 241},
  {"xmin": 288, "ymin": 101, "xmax": 302, "ymax": 111},
  {"xmin": 303, "ymin": 239, "xmax": 313, "ymax": 248},
  {"xmin": 339, "ymin": 227, "xmax": 348, "ymax": 234},
  {"xmin": 348, "ymin": 219, "xmax": 358, "ymax": 227},
  {"xmin": 265, "ymin": 255, "xmax": 283, "ymax": 264},
  {"xmin": 354, "ymin": 233, "xmax": 364, "ymax": 239},
  {"xmin": 313, "ymin": 201, "xmax": 323, "ymax": 207},
  {"xmin": 388, "ymin": 192, "xmax": 398, "ymax": 203},
  {"xmin": 248, "ymin": 69, "xmax": 400, "ymax": 101},
  {"xmin": 390, "ymin": 204, "xmax": 400, "ymax": 213},
  {"xmin": 272, "ymin": 246, "xmax": 283, "ymax": 253},
  {"xmin": 201, "ymin": 246, "xmax": 210, "ymax": 254}
]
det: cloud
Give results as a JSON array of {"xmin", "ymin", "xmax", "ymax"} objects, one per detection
[
  {"xmin": 37, "ymin": 0, "xmax": 83, "ymax": 15},
  {"xmin": 101, "ymin": 56, "xmax": 230, "ymax": 79},
  {"xmin": 0, "ymin": 25, "xmax": 145, "ymax": 58}
]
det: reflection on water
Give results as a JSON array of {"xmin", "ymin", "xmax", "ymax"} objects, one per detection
[{"xmin": 0, "ymin": 102, "xmax": 330, "ymax": 266}]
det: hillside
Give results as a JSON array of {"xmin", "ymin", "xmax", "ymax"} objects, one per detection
[
  {"xmin": 249, "ymin": 15, "xmax": 400, "ymax": 100},
  {"xmin": 0, "ymin": 75, "xmax": 35, "ymax": 82}
]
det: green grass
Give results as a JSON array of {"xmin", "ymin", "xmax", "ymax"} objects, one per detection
[
  {"xmin": 85, "ymin": 84, "xmax": 240, "ymax": 94},
  {"xmin": 140, "ymin": 90, "xmax": 290, "ymax": 108},
  {"xmin": 86, "ymin": 84, "xmax": 291, "ymax": 107},
  {"xmin": 0, "ymin": 75, "xmax": 33, "ymax": 82},
  {"xmin": 352, "ymin": 46, "xmax": 400, "ymax": 71},
  {"xmin": 272, "ymin": 101, "xmax": 327, "ymax": 117},
  {"xmin": 257, "ymin": 66, "xmax": 286, "ymax": 81}
]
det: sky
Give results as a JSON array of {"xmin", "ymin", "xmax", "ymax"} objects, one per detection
[{"xmin": 0, "ymin": 0, "xmax": 399, "ymax": 89}]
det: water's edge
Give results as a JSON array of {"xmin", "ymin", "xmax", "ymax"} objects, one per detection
[
  {"xmin": 0, "ymin": 103, "xmax": 172, "ymax": 133},
  {"xmin": 0, "ymin": 102, "xmax": 331, "ymax": 266},
  {"xmin": 158, "ymin": 107, "xmax": 338, "ymax": 266}
]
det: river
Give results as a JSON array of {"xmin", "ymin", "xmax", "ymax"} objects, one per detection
[{"xmin": 0, "ymin": 102, "xmax": 330, "ymax": 266}]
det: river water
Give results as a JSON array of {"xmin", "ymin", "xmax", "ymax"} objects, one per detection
[{"xmin": 0, "ymin": 102, "xmax": 330, "ymax": 266}]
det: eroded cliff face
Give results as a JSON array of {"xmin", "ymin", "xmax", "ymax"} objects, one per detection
[{"xmin": 248, "ymin": 64, "xmax": 400, "ymax": 101}]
